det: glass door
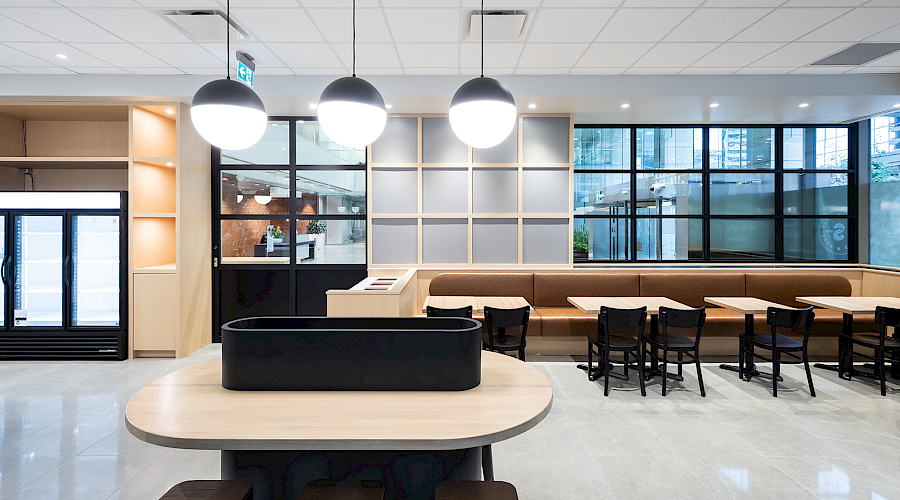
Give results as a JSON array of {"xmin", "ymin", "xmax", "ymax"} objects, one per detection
[
  {"xmin": 14, "ymin": 215, "xmax": 63, "ymax": 328},
  {"xmin": 0, "ymin": 214, "xmax": 6, "ymax": 329},
  {"xmin": 72, "ymin": 215, "xmax": 120, "ymax": 327}
]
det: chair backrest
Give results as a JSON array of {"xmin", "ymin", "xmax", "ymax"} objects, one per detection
[
  {"xmin": 659, "ymin": 306, "xmax": 706, "ymax": 345},
  {"xmin": 426, "ymin": 305, "xmax": 473, "ymax": 319},
  {"xmin": 875, "ymin": 306, "xmax": 900, "ymax": 346},
  {"xmin": 483, "ymin": 306, "xmax": 530, "ymax": 351},
  {"xmin": 598, "ymin": 306, "xmax": 647, "ymax": 343},
  {"xmin": 767, "ymin": 306, "xmax": 815, "ymax": 347}
]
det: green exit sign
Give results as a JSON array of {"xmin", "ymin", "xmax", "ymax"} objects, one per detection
[{"xmin": 236, "ymin": 51, "xmax": 255, "ymax": 88}]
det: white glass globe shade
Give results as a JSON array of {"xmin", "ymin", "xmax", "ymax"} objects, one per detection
[
  {"xmin": 253, "ymin": 194, "xmax": 271, "ymax": 205},
  {"xmin": 191, "ymin": 104, "xmax": 267, "ymax": 151},
  {"xmin": 318, "ymin": 101, "xmax": 387, "ymax": 149},
  {"xmin": 449, "ymin": 100, "xmax": 517, "ymax": 149}
]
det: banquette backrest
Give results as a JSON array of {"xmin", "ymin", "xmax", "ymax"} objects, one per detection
[
  {"xmin": 745, "ymin": 274, "xmax": 851, "ymax": 308},
  {"xmin": 639, "ymin": 274, "xmax": 746, "ymax": 308},
  {"xmin": 428, "ymin": 273, "xmax": 535, "ymax": 304},
  {"xmin": 532, "ymin": 274, "xmax": 639, "ymax": 307}
]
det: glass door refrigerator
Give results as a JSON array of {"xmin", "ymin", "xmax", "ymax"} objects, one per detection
[{"xmin": 0, "ymin": 192, "xmax": 127, "ymax": 360}]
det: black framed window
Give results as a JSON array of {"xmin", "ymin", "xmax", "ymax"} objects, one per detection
[{"xmin": 574, "ymin": 124, "xmax": 857, "ymax": 263}]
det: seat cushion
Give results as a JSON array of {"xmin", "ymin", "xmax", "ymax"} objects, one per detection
[
  {"xmin": 745, "ymin": 273, "xmax": 851, "ymax": 309},
  {"xmin": 533, "ymin": 273, "xmax": 639, "ymax": 307},
  {"xmin": 429, "ymin": 273, "xmax": 534, "ymax": 304},
  {"xmin": 162, "ymin": 481, "xmax": 252, "ymax": 500},
  {"xmin": 846, "ymin": 333, "xmax": 900, "ymax": 348},
  {"xmin": 752, "ymin": 310, "xmax": 877, "ymax": 337},
  {"xmin": 639, "ymin": 273, "xmax": 745, "ymax": 308},
  {"xmin": 647, "ymin": 331, "xmax": 696, "ymax": 349},
  {"xmin": 743, "ymin": 332, "xmax": 803, "ymax": 349},
  {"xmin": 533, "ymin": 307, "xmax": 597, "ymax": 337}
]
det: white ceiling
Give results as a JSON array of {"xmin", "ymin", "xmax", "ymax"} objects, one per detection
[{"xmin": 0, "ymin": 1, "xmax": 899, "ymax": 76}]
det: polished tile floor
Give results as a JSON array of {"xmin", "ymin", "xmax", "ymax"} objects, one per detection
[{"xmin": 1, "ymin": 344, "xmax": 899, "ymax": 500}]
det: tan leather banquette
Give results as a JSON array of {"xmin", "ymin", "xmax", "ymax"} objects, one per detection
[{"xmin": 428, "ymin": 272, "xmax": 876, "ymax": 337}]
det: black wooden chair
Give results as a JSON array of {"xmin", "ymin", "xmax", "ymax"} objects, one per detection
[
  {"xmin": 160, "ymin": 480, "xmax": 252, "ymax": 500},
  {"xmin": 588, "ymin": 306, "xmax": 647, "ymax": 397},
  {"xmin": 842, "ymin": 306, "xmax": 900, "ymax": 396},
  {"xmin": 435, "ymin": 480, "xmax": 518, "ymax": 500},
  {"xmin": 299, "ymin": 479, "xmax": 384, "ymax": 500},
  {"xmin": 483, "ymin": 306, "xmax": 530, "ymax": 361},
  {"xmin": 426, "ymin": 305, "xmax": 474, "ymax": 318},
  {"xmin": 643, "ymin": 306, "xmax": 707, "ymax": 397},
  {"xmin": 740, "ymin": 306, "xmax": 816, "ymax": 397}
]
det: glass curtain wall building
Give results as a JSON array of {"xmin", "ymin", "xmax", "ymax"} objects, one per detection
[
  {"xmin": 575, "ymin": 125, "xmax": 855, "ymax": 263},
  {"xmin": 869, "ymin": 113, "xmax": 900, "ymax": 267}
]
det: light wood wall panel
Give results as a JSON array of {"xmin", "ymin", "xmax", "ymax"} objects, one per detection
[
  {"xmin": 0, "ymin": 114, "xmax": 23, "ymax": 156},
  {"xmin": 26, "ymin": 121, "xmax": 128, "ymax": 157},
  {"xmin": 133, "ymin": 217, "xmax": 176, "ymax": 269},
  {"xmin": 133, "ymin": 107, "xmax": 176, "ymax": 158},
  {"xmin": 133, "ymin": 273, "xmax": 177, "ymax": 351},
  {"xmin": 132, "ymin": 162, "xmax": 175, "ymax": 213},
  {"xmin": 862, "ymin": 270, "xmax": 900, "ymax": 297},
  {"xmin": 0, "ymin": 166, "xmax": 127, "ymax": 191}
]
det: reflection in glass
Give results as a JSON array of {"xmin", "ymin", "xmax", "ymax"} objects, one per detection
[
  {"xmin": 15, "ymin": 215, "xmax": 63, "ymax": 326},
  {"xmin": 0, "ymin": 216, "xmax": 3, "ymax": 327},
  {"xmin": 710, "ymin": 219, "xmax": 774, "ymax": 260},
  {"xmin": 710, "ymin": 173, "xmax": 775, "ymax": 215},
  {"xmin": 636, "ymin": 218, "xmax": 702, "ymax": 261},
  {"xmin": 574, "ymin": 128, "xmax": 630, "ymax": 170},
  {"xmin": 783, "ymin": 173, "xmax": 848, "ymax": 215},
  {"xmin": 220, "ymin": 170, "xmax": 289, "ymax": 215},
  {"xmin": 637, "ymin": 128, "xmax": 702, "ymax": 170},
  {"xmin": 710, "ymin": 128, "xmax": 774, "ymax": 169},
  {"xmin": 784, "ymin": 218, "xmax": 850, "ymax": 261},
  {"xmin": 221, "ymin": 219, "xmax": 291, "ymax": 264},
  {"xmin": 636, "ymin": 173, "xmax": 702, "ymax": 215},
  {"xmin": 221, "ymin": 121, "xmax": 289, "ymax": 165},
  {"xmin": 784, "ymin": 127, "xmax": 849, "ymax": 170},
  {"xmin": 869, "ymin": 114, "xmax": 900, "ymax": 267},
  {"xmin": 73, "ymin": 216, "xmax": 120, "ymax": 327},
  {"xmin": 297, "ymin": 121, "xmax": 366, "ymax": 165},
  {"xmin": 296, "ymin": 170, "xmax": 366, "ymax": 215},
  {"xmin": 296, "ymin": 219, "xmax": 365, "ymax": 265},
  {"xmin": 574, "ymin": 173, "xmax": 630, "ymax": 215},
  {"xmin": 574, "ymin": 218, "xmax": 629, "ymax": 261}
]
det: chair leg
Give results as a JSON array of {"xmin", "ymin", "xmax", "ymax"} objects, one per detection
[
  {"xmin": 481, "ymin": 444, "xmax": 493, "ymax": 481},
  {"xmin": 661, "ymin": 349, "xmax": 668, "ymax": 397},
  {"xmin": 696, "ymin": 348, "xmax": 706, "ymax": 397},
  {"xmin": 878, "ymin": 348, "xmax": 886, "ymax": 397},
  {"xmin": 772, "ymin": 349, "xmax": 779, "ymax": 398},
  {"xmin": 519, "ymin": 347, "xmax": 525, "ymax": 361},
  {"xmin": 738, "ymin": 337, "xmax": 745, "ymax": 381},
  {"xmin": 624, "ymin": 351, "xmax": 629, "ymax": 380},
  {"xmin": 603, "ymin": 346, "xmax": 611, "ymax": 397},
  {"xmin": 638, "ymin": 348, "xmax": 647, "ymax": 397},
  {"xmin": 587, "ymin": 340, "xmax": 594, "ymax": 381},
  {"xmin": 803, "ymin": 348, "xmax": 816, "ymax": 398},
  {"xmin": 677, "ymin": 351, "xmax": 683, "ymax": 377}
]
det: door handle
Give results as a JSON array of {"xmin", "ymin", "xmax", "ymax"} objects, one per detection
[
  {"xmin": 0, "ymin": 256, "xmax": 7, "ymax": 287},
  {"xmin": 63, "ymin": 256, "xmax": 71, "ymax": 287}
]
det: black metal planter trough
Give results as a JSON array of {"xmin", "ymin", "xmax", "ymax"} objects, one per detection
[{"xmin": 221, "ymin": 316, "xmax": 483, "ymax": 391}]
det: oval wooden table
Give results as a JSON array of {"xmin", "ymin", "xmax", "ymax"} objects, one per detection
[{"xmin": 126, "ymin": 351, "xmax": 553, "ymax": 500}]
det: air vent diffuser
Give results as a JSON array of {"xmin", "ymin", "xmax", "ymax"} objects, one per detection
[
  {"xmin": 469, "ymin": 11, "xmax": 527, "ymax": 41},
  {"xmin": 811, "ymin": 43, "xmax": 900, "ymax": 66},
  {"xmin": 163, "ymin": 10, "xmax": 253, "ymax": 42}
]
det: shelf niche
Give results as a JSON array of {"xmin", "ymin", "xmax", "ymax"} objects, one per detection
[
  {"xmin": 133, "ymin": 106, "xmax": 176, "ymax": 158},
  {"xmin": 0, "ymin": 103, "xmax": 128, "ymax": 158},
  {"xmin": 132, "ymin": 161, "xmax": 176, "ymax": 214}
]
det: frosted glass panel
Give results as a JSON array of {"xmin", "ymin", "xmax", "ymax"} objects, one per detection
[
  {"xmin": 372, "ymin": 117, "xmax": 418, "ymax": 164},
  {"xmin": 371, "ymin": 219, "xmax": 417, "ymax": 264},
  {"xmin": 423, "ymin": 219, "xmax": 467, "ymax": 264},
  {"xmin": 473, "ymin": 121, "xmax": 517, "ymax": 164},
  {"xmin": 473, "ymin": 168, "xmax": 517, "ymax": 214},
  {"xmin": 14, "ymin": 216, "xmax": 62, "ymax": 327},
  {"xmin": 473, "ymin": 219, "xmax": 518, "ymax": 264},
  {"xmin": 371, "ymin": 168, "xmax": 417, "ymax": 214},
  {"xmin": 73, "ymin": 215, "xmax": 120, "ymax": 327},
  {"xmin": 523, "ymin": 168, "xmax": 569, "ymax": 214},
  {"xmin": 423, "ymin": 117, "xmax": 468, "ymax": 164},
  {"xmin": 423, "ymin": 168, "xmax": 468, "ymax": 214},
  {"xmin": 522, "ymin": 117, "xmax": 570, "ymax": 164},
  {"xmin": 523, "ymin": 218, "xmax": 569, "ymax": 264}
]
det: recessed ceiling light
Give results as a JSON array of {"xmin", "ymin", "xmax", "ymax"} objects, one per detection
[
  {"xmin": 621, "ymin": 103, "xmax": 630, "ymax": 108},
  {"xmin": 166, "ymin": 162, "xmax": 173, "ymax": 167},
  {"xmin": 56, "ymin": 53, "xmax": 68, "ymax": 59},
  {"xmin": 709, "ymin": 103, "xmax": 719, "ymax": 108},
  {"xmin": 798, "ymin": 103, "xmax": 809, "ymax": 108},
  {"xmin": 165, "ymin": 108, "xmax": 174, "ymax": 114},
  {"xmin": 309, "ymin": 103, "xmax": 317, "ymax": 110},
  {"xmin": 528, "ymin": 103, "xmax": 536, "ymax": 109},
  {"xmin": 893, "ymin": 104, "xmax": 900, "ymax": 108},
  {"xmin": 297, "ymin": 120, "xmax": 304, "ymax": 123},
  {"xmin": 271, "ymin": 123, "xmax": 278, "ymax": 126},
  {"xmin": 385, "ymin": 104, "xmax": 393, "ymax": 109}
]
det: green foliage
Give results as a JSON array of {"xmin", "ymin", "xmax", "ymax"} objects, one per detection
[
  {"xmin": 872, "ymin": 149, "xmax": 899, "ymax": 183},
  {"xmin": 273, "ymin": 226, "xmax": 283, "ymax": 239},
  {"xmin": 307, "ymin": 220, "xmax": 326, "ymax": 235},
  {"xmin": 573, "ymin": 224, "xmax": 589, "ymax": 252}
]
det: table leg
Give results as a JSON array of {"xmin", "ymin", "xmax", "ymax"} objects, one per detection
[
  {"xmin": 814, "ymin": 313, "xmax": 854, "ymax": 379},
  {"xmin": 645, "ymin": 313, "xmax": 683, "ymax": 382},
  {"xmin": 222, "ymin": 448, "xmax": 482, "ymax": 500},
  {"xmin": 719, "ymin": 314, "xmax": 784, "ymax": 382}
]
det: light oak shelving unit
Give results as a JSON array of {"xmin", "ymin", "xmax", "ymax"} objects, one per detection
[{"xmin": 0, "ymin": 101, "xmax": 210, "ymax": 359}]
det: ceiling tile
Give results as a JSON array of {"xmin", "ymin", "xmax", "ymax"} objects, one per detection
[
  {"xmin": 69, "ymin": 43, "xmax": 169, "ymax": 67},
  {"xmin": 691, "ymin": 43, "xmax": 784, "ymax": 67},
  {"xmin": 268, "ymin": 43, "xmax": 343, "ymax": 67},
  {"xmin": 175, "ymin": 67, "xmax": 223, "ymax": 75},
  {"xmin": 306, "ymin": 9, "xmax": 392, "ymax": 43},
  {"xmin": 576, "ymin": 43, "xmax": 654, "ymax": 67},
  {"xmin": 134, "ymin": 0, "xmax": 221, "ymax": 6},
  {"xmin": 0, "ymin": 44, "xmax": 58, "ymax": 65},
  {"xmin": 622, "ymin": 0, "xmax": 704, "ymax": 5},
  {"xmin": 595, "ymin": 9, "xmax": 694, "ymax": 42},
  {"xmin": 229, "ymin": 0, "xmax": 301, "ymax": 6},
  {"xmin": 1, "ymin": 8, "xmax": 121, "ymax": 42},
  {"xmin": 200, "ymin": 42, "xmax": 287, "ymax": 68},
  {"xmin": 73, "ymin": 9, "xmax": 190, "ymax": 43},
  {"xmin": 665, "ymin": 9, "xmax": 772, "ymax": 42},
  {"xmin": 801, "ymin": 8, "xmax": 900, "ymax": 42},
  {"xmin": 331, "ymin": 43, "xmax": 401, "ymax": 67},
  {"xmin": 300, "ymin": 0, "xmax": 381, "ymax": 6},
  {"xmin": 291, "ymin": 67, "xmax": 348, "ymax": 75},
  {"xmin": 0, "ymin": 1, "xmax": 56, "ymax": 5},
  {"xmin": 679, "ymin": 67, "xmax": 739, "ymax": 74},
  {"xmin": 464, "ymin": 0, "xmax": 542, "ymax": 6},
  {"xmin": 460, "ymin": 67, "xmax": 515, "ymax": 75},
  {"xmin": 232, "ymin": 8, "xmax": 323, "ymax": 43},
  {"xmin": 624, "ymin": 67, "xmax": 682, "ymax": 74},
  {"xmin": 253, "ymin": 67, "xmax": 295, "ymax": 75},
  {"xmin": 866, "ymin": 23, "xmax": 900, "ymax": 42},
  {"xmin": 121, "ymin": 67, "xmax": 184, "ymax": 74},
  {"xmin": 864, "ymin": 0, "xmax": 900, "ymax": 5},
  {"xmin": 395, "ymin": 43, "xmax": 458, "ymax": 67},
  {"xmin": 734, "ymin": 67, "xmax": 796, "ymax": 74},
  {"xmin": 403, "ymin": 68, "xmax": 458, "ymax": 75},
  {"xmin": 863, "ymin": 50, "xmax": 900, "ymax": 67},
  {"xmin": 384, "ymin": 9, "xmax": 458, "ymax": 43},
  {"xmin": 845, "ymin": 65, "xmax": 900, "ymax": 73},
  {"xmin": 568, "ymin": 67, "xmax": 627, "ymax": 74},
  {"xmin": 381, "ymin": 0, "xmax": 457, "ymax": 5},
  {"xmin": 731, "ymin": 8, "xmax": 850, "ymax": 42},
  {"xmin": 749, "ymin": 42, "xmax": 849, "ymax": 66},
  {"xmin": 518, "ymin": 43, "xmax": 588, "ymax": 67},
  {"xmin": 540, "ymin": 0, "xmax": 620, "ymax": 6},
  {"xmin": 135, "ymin": 43, "xmax": 225, "ymax": 67},
  {"xmin": 633, "ymin": 43, "xmax": 719, "ymax": 67},
  {"xmin": 8, "ymin": 66, "xmax": 75, "ymax": 74},
  {"xmin": 0, "ymin": 14, "xmax": 55, "ymax": 41},
  {"xmin": 72, "ymin": 67, "xmax": 131, "ymax": 74},
  {"xmin": 55, "ymin": 0, "xmax": 141, "ymax": 6},
  {"xmin": 514, "ymin": 67, "xmax": 571, "ymax": 74},
  {"xmin": 353, "ymin": 67, "xmax": 403, "ymax": 75},
  {"xmin": 527, "ymin": 9, "xmax": 614, "ymax": 43},
  {"xmin": 702, "ymin": 0, "xmax": 782, "ymax": 5},
  {"xmin": 790, "ymin": 66, "xmax": 851, "ymax": 73},
  {"xmin": 781, "ymin": 0, "xmax": 866, "ymax": 5},
  {"xmin": 5, "ymin": 42, "xmax": 112, "ymax": 67},
  {"xmin": 460, "ymin": 42, "xmax": 523, "ymax": 67},
  {"xmin": 0, "ymin": 67, "xmax": 20, "ymax": 73}
]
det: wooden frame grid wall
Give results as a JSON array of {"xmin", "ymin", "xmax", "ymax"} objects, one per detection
[{"xmin": 367, "ymin": 113, "xmax": 574, "ymax": 269}]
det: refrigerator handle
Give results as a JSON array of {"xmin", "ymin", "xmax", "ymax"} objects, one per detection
[
  {"xmin": 63, "ymin": 256, "xmax": 71, "ymax": 287},
  {"xmin": 0, "ymin": 256, "xmax": 8, "ymax": 287}
]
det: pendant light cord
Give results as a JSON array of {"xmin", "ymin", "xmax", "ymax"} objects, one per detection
[
  {"xmin": 226, "ymin": 0, "xmax": 231, "ymax": 80},
  {"xmin": 481, "ymin": 0, "xmax": 484, "ymax": 78},
  {"xmin": 352, "ymin": 0, "xmax": 356, "ymax": 77}
]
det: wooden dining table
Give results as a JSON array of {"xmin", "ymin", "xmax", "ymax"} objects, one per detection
[
  {"xmin": 422, "ymin": 295, "xmax": 532, "ymax": 314},
  {"xmin": 796, "ymin": 296, "xmax": 900, "ymax": 379}
]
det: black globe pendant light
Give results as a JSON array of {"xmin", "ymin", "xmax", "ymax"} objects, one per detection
[
  {"xmin": 191, "ymin": 0, "xmax": 266, "ymax": 150},
  {"xmin": 449, "ymin": 0, "xmax": 516, "ymax": 149},
  {"xmin": 317, "ymin": 0, "xmax": 387, "ymax": 149}
]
